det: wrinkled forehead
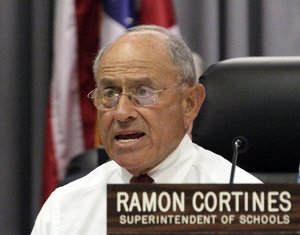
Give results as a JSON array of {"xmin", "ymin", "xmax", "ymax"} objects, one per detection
[
  {"xmin": 101, "ymin": 33, "xmax": 171, "ymax": 63},
  {"xmin": 96, "ymin": 33, "xmax": 179, "ymax": 83}
]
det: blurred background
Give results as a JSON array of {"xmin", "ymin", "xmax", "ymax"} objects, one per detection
[{"xmin": 1, "ymin": 0, "xmax": 300, "ymax": 234}]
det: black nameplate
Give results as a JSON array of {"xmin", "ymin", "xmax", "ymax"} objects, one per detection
[{"xmin": 107, "ymin": 184, "xmax": 300, "ymax": 234}]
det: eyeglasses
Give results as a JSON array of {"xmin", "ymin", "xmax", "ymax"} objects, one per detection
[{"xmin": 87, "ymin": 81, "xmax": 186, "ymax": 110}]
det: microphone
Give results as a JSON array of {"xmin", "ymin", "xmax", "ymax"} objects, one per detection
[{"xmin": 229, "ymin": 136, "xmax": 249, "ymax": 184}]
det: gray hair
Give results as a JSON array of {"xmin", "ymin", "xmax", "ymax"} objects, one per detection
[{"xmin": 93, "ymin": 25, "xmax": 196, "ymax": 85}]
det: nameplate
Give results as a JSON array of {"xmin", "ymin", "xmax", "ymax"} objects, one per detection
[{"xmin": 107, "ymin": 184, "xmax": 300, "ymax": 234}]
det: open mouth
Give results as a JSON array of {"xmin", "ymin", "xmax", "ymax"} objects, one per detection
[{"xmin": 115, "ymin": 132, "xmax": 145, "ymax": 143}]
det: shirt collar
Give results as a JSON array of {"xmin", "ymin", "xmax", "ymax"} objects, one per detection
[{"xmin": 121, "ymin": 134, "xmax": 196, "ymax": 183}]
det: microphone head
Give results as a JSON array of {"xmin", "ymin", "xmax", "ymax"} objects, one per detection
[{"xmin": 232, "ymin": 136, "xmax": 249, "ymax": 153}]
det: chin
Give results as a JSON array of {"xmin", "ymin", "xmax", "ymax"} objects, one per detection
[
  {"xmin": 115, "ymin": 157, "xmax": 146, "ymax": 172},
  {"xmin": 113, "ymin": 155, "xmax": 136, "ymax": 167}
]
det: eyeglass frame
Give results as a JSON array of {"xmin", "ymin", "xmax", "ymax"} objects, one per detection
[{"xmin": 87, "ymin": 80, "xmax": 187, "ymax": 110}]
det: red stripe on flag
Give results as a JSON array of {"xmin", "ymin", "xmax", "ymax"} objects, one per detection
[
  {"xmin": 42, "ymin": 0, "xmax": 101, "ymax": 203},
  {"xmin": 140, "ymin": 0, "xmax": 176, "ymax": 27},
  {"xmin": 42, "ymin": 104, "xmax": 58, "ymax": 203},
  {"xmin": 75, "ymin": 0, "xmax": 100, "ymax": 149}
]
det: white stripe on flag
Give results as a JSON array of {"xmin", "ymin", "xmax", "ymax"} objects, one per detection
[
  {"xmin": 51, "ymin": 0, "xmax": 84, "ymax": 180},
  {"xmin": 100, "ymin": 12, "xmax": 127, "ymax": 48}
]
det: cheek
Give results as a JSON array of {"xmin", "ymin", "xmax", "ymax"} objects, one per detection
[
  {"xmin": 98, "ymin": 113, "xmax": 113, "ymax": 142},
  {"xmin": 149, "ymin": 105, "xmax": 184, "ymax": 140}
]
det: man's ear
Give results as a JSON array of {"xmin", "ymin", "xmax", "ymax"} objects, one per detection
[{"xmin": 182, "ymin": 84, "xmax": 205, "ymax": 129}]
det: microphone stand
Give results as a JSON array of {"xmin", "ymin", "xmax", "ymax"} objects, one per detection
[
  {"xmin": 229, "ymin": 137, "xmax": 249, "ymax": 184},
  {"xmin": 229, "ymin": 140, "xmax": 241, "ymax": 184}
]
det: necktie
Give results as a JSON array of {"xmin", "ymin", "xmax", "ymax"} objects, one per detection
[{"xmin": 130, "ymin": 174, "xmax": 154, "ymax": 184}]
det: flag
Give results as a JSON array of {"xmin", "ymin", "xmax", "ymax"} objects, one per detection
[
  {"xmin": 100, "ymin": 0, "xmax": 179, "ymax": 47},
  {"xmin": 100, "ymin": 0, "xmax": 136, "ymax": 47},
  {"xmin": 139, "ymin": 0, "xmax": 180, "ymax": 36},
  {"xmin": 42, "ymin": 0, "xmax": 100, "ymax": 202}
]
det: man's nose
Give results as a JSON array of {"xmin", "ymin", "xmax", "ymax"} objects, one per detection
[{"xmin": 114, "ymin": 94, "xmax": 137, "ymax": 122}]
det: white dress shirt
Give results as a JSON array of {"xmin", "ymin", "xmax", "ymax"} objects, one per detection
[{"xmin": 31, "ymin": 135, "xmax": 261, "ymax": 235}]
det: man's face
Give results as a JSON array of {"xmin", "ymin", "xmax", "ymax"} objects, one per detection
[{"xmin": 96, "ymin": 33, "xmax": 188, "ymax": 176}]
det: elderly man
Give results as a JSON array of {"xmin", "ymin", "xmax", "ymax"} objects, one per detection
[{"xmin": 31, "ymin": 25, "xmax": 260, "ymax": 235}]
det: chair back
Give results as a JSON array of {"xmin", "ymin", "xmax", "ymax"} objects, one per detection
[{"xmin": 192, "ymin": 57, "xmax": 300, "ymax": 173}]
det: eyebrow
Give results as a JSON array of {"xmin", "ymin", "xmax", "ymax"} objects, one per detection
[
  {"xmin": 97, "ymin": 78, "xmax": 115, "ymax": 87},
  {"xmin": 97, "ymin": 77, "xmax": 155, "ymax": 87}
]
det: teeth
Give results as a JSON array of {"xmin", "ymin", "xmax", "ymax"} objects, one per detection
[{"xmin": 118, "ymin": 138, "xmax": 137, "ymax": 143}]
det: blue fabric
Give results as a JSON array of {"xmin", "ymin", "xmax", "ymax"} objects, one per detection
[{"xmin": 102, "ymin": 0, "xmax": 137, "ymax": 28}]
